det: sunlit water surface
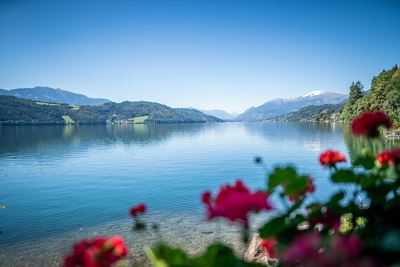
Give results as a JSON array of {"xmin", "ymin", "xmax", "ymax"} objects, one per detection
[{"xmin": 0, "ymin": 122, "xmax": 386, "ymax": 266}]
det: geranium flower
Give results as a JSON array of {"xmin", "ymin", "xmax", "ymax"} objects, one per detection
[
  {"xmin": 319, "ymin": 150, "xmax": 346, "ymax": 167},
  {"xmin": 282, "ymin": 233, "xmax": 369, "ymax": 267},
  {"xmin": 311, "ymin": 208, "xmax": 341, "ymax": 231},
  {"xmin": 376, "ymin": 150, "xmax": 396, "ymax": 166},
  {"xmin": 331, "ymin": 234, "xmax": 362, "ymax": 257},
  {"xmin": 201, "ymin": 191, "xmax": 211, "ymax": 204},
  {"xmin": 261, "ymin": 239, "xmax": 277, "ymax": 258},
  {"xmin": 351, "ymin": 111, "xmax": 392, "ymax": 138},
  {"xmin": 376, "ymin": 148, "xmax": 400, "ymax": 167},
  {"xmin": 130, "ymin": 203, "xmax": 147, "ymax": 217},
  {"xmin": 202, "ymin": 180, "xmax": 272, "ymax": 224},
  {"xmin": 64, "ymin": 236, "xmax": 128, "ymax": 267},
  {"xmin": 282, "ymin": 232, "xmax": 322, "ymax": 265}
]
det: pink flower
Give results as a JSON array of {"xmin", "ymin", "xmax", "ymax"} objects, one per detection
[
  {"xmin": 319, "ymin": 150, "xmax": 346, "ymax": 167},
  {"xmin": 64, "ymin": 236, "xmax": 128, "ymax": 267},
  {"xmin": 351, "ymin": 111, "xmax": 392, "ymax": 138},
  {"xmin": 331, "ymin": 235, "xmax": 362, "ymax": 257},
  {"xmin": 130, "ymin": 203, "xmax": 147, "ymax": 217},
  {"xmin": 202, "ymin": 180, "xmax": 272, "ymax": 224},
  {"xmin": 282, "ymin": 232, "xmax": 322, "ymax": 265},
  {"xmin": 282, "ymin": 233, "xmax": 369, "ymax": 267}
]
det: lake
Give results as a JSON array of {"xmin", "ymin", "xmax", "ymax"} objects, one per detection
[{"xmin": 0, "ymin": 122, "xmax": 391, "ymax": 266}]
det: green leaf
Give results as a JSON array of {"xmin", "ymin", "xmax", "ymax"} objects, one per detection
[
  {"xmin": 353, "ymin": 155, "xmax": 375, "ymax": 170},
  {"xmin": 328, "ymin": 191, "xmax": 345, "ymax": 205},
  {"xmin": 284, "ymin": 175, "xmax": 308, "ymax": 196},
  {"xmin": 359, "ymin": 174, "xmax": 377, "ymax": 188},
  {"xmin": 259, "ymin": 215, "xmax": 287, "ymax": 238},
  {"xmin": 150, "ymin": 243, "xmax": 264, "ymax": 267},
  {"xmin": 331, "ymin": 169, "xmax": 357, "ymax": 183},
  {"xmin": 268, "ymin": 166, "xmax": 297, "ymax": 188},
  {"xmin": 288, "ymin": 198, "xmax": 305, "ymax": 214},
  {"xmin": 268, "ymin": 166, "xmax": 309, "ymax": 197}
]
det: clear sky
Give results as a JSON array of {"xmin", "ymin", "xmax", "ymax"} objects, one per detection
[{"xmin": 0, "ymin": 0, "xmax": 399, "ymax": 112}]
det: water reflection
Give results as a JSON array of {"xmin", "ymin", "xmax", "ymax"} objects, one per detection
[
  {"xmin": 342, "ymin": 127, "xmax": 400, "ymax": 162},
  {"xmin": 0, "ymin": 124, "xmax": 210, "ymax": 156},
  {"xmin": 0, "ymin": 122, "xmax": 397, "ymax": 267}
]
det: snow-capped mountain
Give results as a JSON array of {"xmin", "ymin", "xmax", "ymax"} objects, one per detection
[
  {"xmin": 198, "ymin": 109, "xmax": 237, "ymax": 120},
  {"xmin": 236, "ymin": 91, "xmax": 347, "ymax": 121},
  {"xmin": 302, "ymin": 90, "xmax": 333, "ymax": 97}
]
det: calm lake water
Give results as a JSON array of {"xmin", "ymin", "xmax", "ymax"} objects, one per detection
[{"xmin": 0, "ymin": 122, "xmax": 393, "ymax": 266}]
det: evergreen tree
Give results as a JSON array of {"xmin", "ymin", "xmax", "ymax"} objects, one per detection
[{"xmin": 342, "ymin": 81, "xmax": 364, "ymax": 122}]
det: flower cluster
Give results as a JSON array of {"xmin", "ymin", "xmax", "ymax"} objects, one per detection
[
  {"xmin": 201, "ymin": 180, "xmax": 272, "ymax": 224},
  {"xmin": 351, "ymin": 111, "xmax": 392, "ymax": 138},
  {"xmin": 64, "ymin": 236, "xmax": 128, "ymax": 267},
  {"xmin": 282, "ymin": 232, "xmax": 367, "ymax": 267},
  {"xmin": 319, "ymin": 150, "xmax": 346, "ymax": 168}
]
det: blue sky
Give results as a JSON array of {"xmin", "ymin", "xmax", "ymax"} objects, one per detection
[{"xmin": 0, "ymin": 0, "xmax": 399, "ymax": 112}]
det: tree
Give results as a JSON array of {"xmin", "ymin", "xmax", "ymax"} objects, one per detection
[{"xmin": 342, "ymin": 81, "xmax": 364, "ymax": 122}]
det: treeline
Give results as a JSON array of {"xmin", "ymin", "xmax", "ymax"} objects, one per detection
[
  {"xmin": 0, "ymin": 96, "xmax": 223, "ymax": 125},
  {"xmin": 342, "ymin": 65, "xmax": 400, "ymax": 126}
]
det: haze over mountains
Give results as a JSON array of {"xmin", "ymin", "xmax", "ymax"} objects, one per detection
[
  {"xmin": 0, "ymin": 87, "xmax": 348, "ymax": 123},
  {"xmin": 236, "ymin": 91, "xmax": 347, "ymax": 121},
  {"xmin": 196, "ymin": 109, "xmax": 237, "ymax": 120}
]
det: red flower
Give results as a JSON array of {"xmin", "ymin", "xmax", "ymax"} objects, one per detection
[
  {"xmin": 202, "ymin": 180, "xmax": 272, "ymax": 224},
  {"xmin": 376, "ymin": 148, "xmax": 400, "ymax": 167},
  {"xmin": 351, "ymin": 111, "xmax": 392, "ymax": 138},
  {"xmin": 261, "ymin": 239, "xmax": 277, "ymax": 258},
  {"xmin": 201, "ymin": 191, "xmax": 211, "ymax": 204},
  {"xmin": 376, "ymin": 150, "xmax": 396, "ymax": 166},
  {"xmin": 319, "ymin": 150, "xmax": 346, "ymax": 167},
  {"xmin": 130, "ymin": 203, "xmax": 147, "ymax": 217},
  {"xmin": 288, "ymin": 177, "xmax": 315, "ymax": 202},
  {"xmin": 64, "ymin": 236, "xmax": 128, "ymax": 267}
]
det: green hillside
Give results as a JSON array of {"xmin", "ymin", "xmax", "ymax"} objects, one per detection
[
  {"xmin": 342, "ymin": 65, "xmax": 400, "ymax": 126},
  {"xmin": 0, "ymin": 96, "xmax": 223, "ymax": 125},
  {"xmin": 283, "ymin": 103, "xmax": 344, "ymax": 122}
]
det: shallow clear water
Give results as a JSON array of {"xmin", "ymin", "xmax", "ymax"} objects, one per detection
[{"xmin": 0, "ymin": 122, "xmax": 367, "ymax": 265}]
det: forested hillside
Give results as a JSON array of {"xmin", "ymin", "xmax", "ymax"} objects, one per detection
[
  {"xmin": 342, "ymin": 65, "xmax": 400, "ymax": 126},
  {"xmin": 0, "ymin": 96, "xmax": 223, "ymax": 125},
  {"xmin": 283, "ymin": 103, "xmax": 344, "ymax": 122}
]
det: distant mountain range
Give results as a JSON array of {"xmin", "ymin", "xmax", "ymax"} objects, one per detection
[
  {"xmin": 197, "ymin": 109, "xmax": 237, "ymax": 120},
  {"xmin": 0, "ymin": 87, "xmax": 111, "ymax": 106},
  {"xmin": 236, "ymin": 91, "xmax": 347, "ymax": 121},
  {"xmin": 0, "ymin": 87, "xmax": 349, "ymax": 124}
]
